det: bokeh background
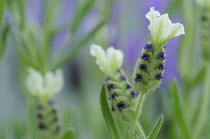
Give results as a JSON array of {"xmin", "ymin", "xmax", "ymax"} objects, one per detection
[{"xmin": 0, "ymin": 0, "xmax": 208, "ymax": 139}]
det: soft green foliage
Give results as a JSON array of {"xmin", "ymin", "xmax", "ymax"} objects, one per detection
[
  {"xmin": 170, "ymin": 80, "xmax": 190, "ymax": 139},
  {"xmin": 0, "ymin": 0, "xmax": 4, "ymax": 26},
  {"xmin": 0, "ymin": 24, "xmax": 9, "ymax": 59},
  {"xmin": 61, "ymin": 128, "xmax": 74, "ymax": 139},
  {"xmin": 192, "ymin": 64, "xmax": 210, "ymax": 139},
  {"xmin": 147, "ymin": 115, "xmax": 163, "ymax": 139},
  {"xmin": 100, "ymin": 85, "xmax": 121, "ymax": 139}
]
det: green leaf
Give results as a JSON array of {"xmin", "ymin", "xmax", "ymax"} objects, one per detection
[
  {"xmin": 190, "ymin": 66, "xmax": 206, "ymax": 88},
  {"xmin": 51, "ymin": 19, "xmax": 106, "ymax": 69},
  {"xmin": 62, "ymin": 109, "xmax": 72, "ymax": 130},
  {"xmin": 71, "ymin": 0, "xmax": 96, "ymax": 34},
  {"xmin": 16, "ymin": 0, "xmax": 25, "ymax": 29},
  {"xmin": 171, "ymin": 80, "xmax": 190, "ymax": 139},
  {"xmin": 0, "ymin": 23, "xmax": 9, "ymax": 59},
  {"xmin": 192, "ymin": 64, "xmax": 210, "ymax": 139},
  {"xmin": 147, "ymin": 115, "xmax": 164, "ymax": 139},
  {"xmin": 0, "ymin": 0, "xmax": 4, "ymax": 27},
  {"xmin": 61, "ymin": 128, "xmax": 74, "ymax": 139},
  {"xmin": 100, "ymin": 85, "xmax": 121, "ymax": 139},
  {"xmin": 166, "ymin": 0, "xmax": 181, "ymax": 15}
]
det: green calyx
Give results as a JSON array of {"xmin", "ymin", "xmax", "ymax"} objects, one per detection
[
  {"xmin": 133, "ymin": 44, "xmax": 166, "ymax": 94},
  {"xmin": 105, "ymin": 68, "xmax": 138, "ymax": 122},
  {"xmin": 36, "ymin": 100, "xmax": 61, "ymax": 135}
]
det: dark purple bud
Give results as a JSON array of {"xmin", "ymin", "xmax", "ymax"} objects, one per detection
[
  {"xmin": 52, "ymin": 109, "xmax": 57, "ymax": 114},
  {"xmin": 131, "ymin": 91, "xmax": 137, "ymax": 98},
  {"xmin": 156, "ymin": 73, "xmax": 163, "ymax": 80},
  {"xmin": 158, "ymin": 63, "xmax": 165, "ymax": 70},
  {"xmin": 111, "ymin": 106, "xmax": 116, "ymax": 111},
  {"xmin": 144, "ymin": 44, "xmax": 152, "ymax": 51},
  {"xmin": 158, "ymin": 52, "xmax": 166, "ymax": 60},
  {"xmin": 117, "ymin": 101, "xmax": 126, "ymax": 110},
  {"xmin": 56, "ymin": 126, "xmax": 60, "ymax": 133},
  {"xmin": 37, "ymin": 113, "xmax": 42, "ymax": 119},
  {"xmin": 48, "ymin": 100, "xmax": 55, "ymax": 105},
  {"xmin": 139, "ymin": 64, "xmax": 147, "ymax": 71},
  {"xmin": 105, "ymin": 76, "xmax": 110, "ymax": 81},
  {"xmin": 111, "ymin": 93, "xmax": 118, "ymax": 99},
  {"xmin": 163, "ymin": 45, "xmax": 166, "ymax": 49},
  {"xmin": 107, "ymin": 84, "xmax": 115, "ymax": 90},
  {"xmin": 37, "ymin": 105, "xmax": 42, "ymax": 110},
  {"xmin": 126, "ymin": 84, "xmax": 131, "ymax": 89},
  {"xmin": 120, "ymin": 75, "xmax": 126, "ymax": 80},
  {"xmin": 117, "ymin": 68, "xmax": 121, "ymax": 72},
  {"xmin": 201, "ymin": 15, "xmax": 207, "ymax": 21},
  {"xmin": 141, "ymin": 53, "xmax": 150, "ymax": 60},
  {"xmin": 53, "ymin": 118, "xmax": 58, "ymax": 122},
  {"xmin": 38, "ymin": 123, "xmax": 46, "ymax": 130},
  {"xmin": 135, "ymin": 73, "xmax": 142, "ymax": 83}
]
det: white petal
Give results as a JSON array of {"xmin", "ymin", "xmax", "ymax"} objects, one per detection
[
  {"xmin": 90, "ymin": 44, "xmax": 124, "ymax": 76},
  {"xmin": 51, "ymin": 69, "xmax": 64, "ymax": 95},
  {"xmin": 26, "ymin": 68, "xmax": 64, "ymax": 98},
  {"xmin": 107, "ymin": 47, "xmax": 123, "ymax": 73},
  {"xmin": 26, "ymin": 68, "xmax": 44, "ymax": 96},
  {"xmin": 146, "ymin": 7, "xmax": 185, "ymax": 45},
  {"xmin": 171, "ymin": 23, "xmax": 185, "ymax": 37},
  {"xmin": 90, "ymin": 44, "xmax": 109, "ymax": 72},
  {"xmin": 45, "ymin": 69, "xmax": 64, "ymax": 96},
  {"xmin": 145, "ymin": 7, "xmax": 160, "ymax": 24}
]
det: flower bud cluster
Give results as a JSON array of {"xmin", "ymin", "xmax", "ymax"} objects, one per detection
[
  {"xmin": 133, "ymin": 44, "xmax": 166, "ymax": 94},
  {"xmin": 36, "ymin": 100, "xmax": 61, "ymax": 134},
  {"xmin": 105, "ymin": 68, "xmax": 138, "ymax": 121},
  {"xmin": 200, "ymin": 8, "xmax": 210, "ymax": 61}
]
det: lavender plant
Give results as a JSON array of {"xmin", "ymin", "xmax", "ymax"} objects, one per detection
[
  {"xmin": 3, "ymin": 0, "xmax": 111, "ymax": 138},
  {"xmin": 91, "ymin": 7, "xmax": 185, "ymax": 139}
]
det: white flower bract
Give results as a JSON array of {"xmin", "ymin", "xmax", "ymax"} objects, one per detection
[
  {"xmin": 145, "ymin": 7, "xmax": 185, "ymax": 46},
  {"xmin": 26, "ymin": 68, "xmax": 64, "ymax": 99},
  {"xmin": 90, "ymin": 44, "xmax": 123, "ymax": 76}
]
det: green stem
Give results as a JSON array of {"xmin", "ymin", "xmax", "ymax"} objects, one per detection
[
  {"xmin": 136, "ymin": 122, "xmax": 145, "ymax": 137},
  {"xmin": 42, "ymin": 0, "xmax": 57, "ymax": 72},
  {"xmin": 127, "ymin": 93, "xmax": 145, "ymax": 139}
]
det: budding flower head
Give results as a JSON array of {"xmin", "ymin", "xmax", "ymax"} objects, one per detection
[
  {"xmin": 26, "ymin": 68, "xmax": 64, "ymax": 99},
  {"xmin": 146, "ymin": 7, "xmax": 185, "ymax": 46},
  {"xmin": 90, "ymin": 44, "xmax": 124, "ymax": 76}
]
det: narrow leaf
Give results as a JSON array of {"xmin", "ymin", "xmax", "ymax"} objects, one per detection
[
  {"xmin": 0, "ymin": 23, "xmax": 9, "ymax": 59},
  {"xmin": 16, "ymin": 0, "xmax": 25, "ymax": 29},
  {"xmin": 0, "ymin": 0, "xmax": 4, "ymax": 26},
  {"xmin": 71, "ymin": 0, "xmax": 95, "ymax": 33},
  {"xmin": 147, "ymin": 115, "xmax": 164, "ymax": 139},
  {"xmin": 51, "ymin": 19, "xmax": 106, "ymax": 69},
  {"xmin": 171, "ymin": 80, "xmax": 190, "ymax": 138},
  {"xmin": 190, "ymin": 66, "xmax": 206, "ymax": 88},
  {"xmin": 192, "ymin": 64, "xmax": 210, "ymax": 139},
  {"xmin": 100, "ymin": 85, "xmax": 121, "ymax": 139},
  {"xmin": 61, "ymin": 128, "xmax": 74, "ymax": 139}
]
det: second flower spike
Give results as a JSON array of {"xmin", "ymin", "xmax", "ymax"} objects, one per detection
[{"xmin": 90, "ymin": 45, "xmax": 139, "ymax": 122}]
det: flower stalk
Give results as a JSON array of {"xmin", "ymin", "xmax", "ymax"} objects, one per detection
[{"xmin": 127, "ymin": 93, "xmax": 145, "ymax": 139}]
